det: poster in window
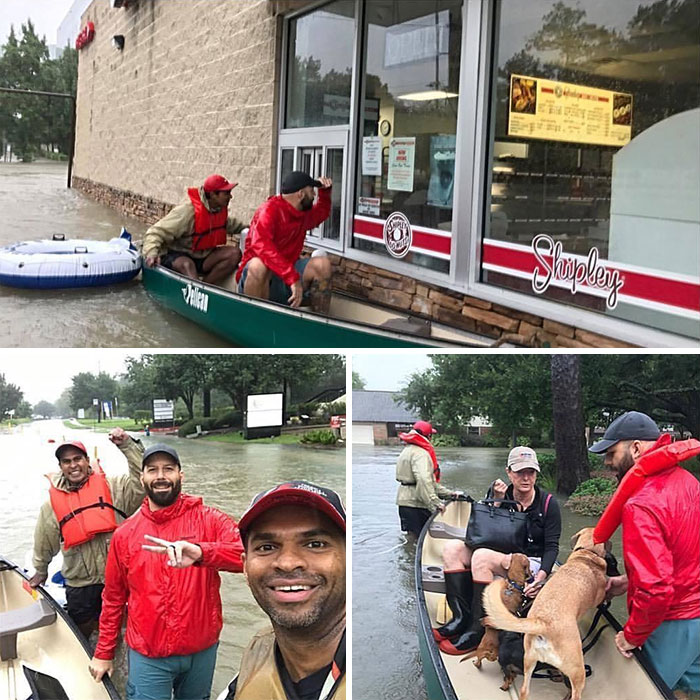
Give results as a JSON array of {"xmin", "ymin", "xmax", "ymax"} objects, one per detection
[
  {"xmin": 508, "ymin": 74, "xmax": 632, "ymax": 147},
  {"xmin": 362, "ymin": 136, "xmax": 382, "ymax": 176},
  {"xmin": 387, "ymin": 137, "xmax": 415, "ymax": 192},
  {"xmin": 427, "ymin": 134, "xmax": 456, "ymax": 208}
]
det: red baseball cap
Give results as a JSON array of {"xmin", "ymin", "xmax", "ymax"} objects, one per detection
[
  {"xmin": 413, "ymin": 420, "xmax": 437, "ymax": 436},
  {"xmin": 55, "ymin": 441, "xmax": 88, "ymax": 460},
  {"xmin": 238, "ymin": 481, "xmax": 345, "ymax": 543},
  {"xmin": 203, "ymin": 174, "xmax": 238, "ymax": 193}
]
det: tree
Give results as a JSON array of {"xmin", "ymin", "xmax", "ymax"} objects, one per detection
[
  {"xmin": 69, "ymin": 372, "xmax": 119, "ymax": 421},
  {"xmin": 0, "ymin": 373, "xmax": 24, "ymax": 417},
  {"xmin": 33, "ymin": 400, "xmax": 56, "ymax": 418},
  {"xmin": 550, "ymin": 355, "xmax": 589, "ymax": 495},
  {"xmin": 53, "ymin": 388, "xmax": 72, "ymax": 418},
  {"xmin": 352, "ymin": 371, "xmax": 366, "ymax": 390}
]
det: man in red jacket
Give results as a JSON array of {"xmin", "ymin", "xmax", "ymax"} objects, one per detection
[
  {"xmin": 88, "ymin": 444, "xmax": 244, "ymax": 700},
  {"xmin": 590, "ymin": 412, "xmax": 700, "ymax": 695},
  {"xmin": 236, "ymin": 171, "xmax": 333, "ymax": 309}
]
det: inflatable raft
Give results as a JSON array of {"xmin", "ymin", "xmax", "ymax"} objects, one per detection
[{"xmin": 0, "ymin": 229, "xmax": 141, "ymax": 289}]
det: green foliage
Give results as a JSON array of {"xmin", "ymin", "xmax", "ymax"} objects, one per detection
[
  {"xmin": 33, "ymin": 400, "xmax": 56, "ymax": 418},
  {"xmin": 481, "ymin": 432, "xmax": 508, "ymax": 448},
  {"xmin": 570, "ymin": 477, "xmax": 616, "ymax": 498},
  {"xmin": 534, "ymin": 453, "xmax": 557, "ymax": 492},
  {"xmin": 0, "ymin": 22, "xmax": 77, "ymax": 159},
  {"xmin": 352, "ymin": 371, "xmax": 366, "ymax": 390},
  {"xmin": 300, "ymin": 429, "xmax": 338, "ymax": 445},
  {"xmin": 133, "ymin": 410, "xmax": 151, "ymax": 425},
  {"xmin": 325, "ymin": 401, "xmax": 346, "ymax": 416},
  {"xmin": 0, "ymin": 373, "xmax": 25, "ymax": 417},
  {"xmin": 432, "ymin": 433, "xmax": 460, "ymax": 447},
  {"xmin": 177, "ymin": 417, "xmax": 217, "ymax": 437},
  {"xmin": 69, "ymin": 372, "xmax": 118, "ymax": 415},
  {"xmin": 515, "ymin": 435, "xmax": 532, "ymax": 447}
]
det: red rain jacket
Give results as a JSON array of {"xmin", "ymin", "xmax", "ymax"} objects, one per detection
[
  {"xmin": 621, "ymin": 444, "xmax": 700, "ymax": 646},
  {"xmin": 94, "ymin": 494, "xmax": 243, "ymax": 660},
  {"xmin": 235, "ymin": 188, "xmax": 331, "ymax": 286}
]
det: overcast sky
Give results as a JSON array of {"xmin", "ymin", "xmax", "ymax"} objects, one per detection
[
  {"xmin": 352, "ymin": 352, "xmax": 433, "ymax": 392},
  {"xmin": 0, "ymin": 0, "xmax": 75, "ymax": 47},
  {"xmin": 1, "ymin": 350, "xmax": 132, "ymax": 404}
]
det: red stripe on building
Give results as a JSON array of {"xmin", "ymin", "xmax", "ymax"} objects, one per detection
[
  {"xmin": 482, "ymin": 241, "xmax": 700, "ymax": 312},
  {"xmin": 541, "ymin": 87, "xmax": 554, "ymax": 93},
  {"xmin": 353, "ymin": 217, "xmax": 451, "ymax": 256}
]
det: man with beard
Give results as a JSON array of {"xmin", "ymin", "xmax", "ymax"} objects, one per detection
[
  {"xmin": 236, "ymin": 172, "xmax": 333, "ymax": 309},
  {"xmin": 29, "ymin": 428, "xmax": 144, "ymax": 639},
  {"xmin": 589, "ymin": 411, "xmax": 700, "ymax": 696},
  {"xmin": 219, "ymin": 481, "xmax": 346, "ymax": 700},
  {"xmin": 88, "ymin": 444, "xmax": 244, "ymax": 700}
]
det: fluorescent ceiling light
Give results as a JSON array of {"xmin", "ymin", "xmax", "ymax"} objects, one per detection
[{"xmin": 397, "ymin": 90, "xmax": 459, "ymax": 101}]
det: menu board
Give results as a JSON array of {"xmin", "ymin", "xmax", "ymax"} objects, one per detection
[{"xmin": 508, "ymin": 74, "xmax": 632, "ymax": 147}]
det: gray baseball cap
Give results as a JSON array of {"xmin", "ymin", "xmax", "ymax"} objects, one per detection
[
  {"xmin": 589, "ymin": 411, "xmax": 660, "ymax": 454},
  {"xmin": 142, "ymin": 443, "xmax": 181, "ymax": 468}
]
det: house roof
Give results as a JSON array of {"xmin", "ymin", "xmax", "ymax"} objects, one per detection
[{"xmin": 352, "ymin": 391, "xmax": 419, "ymax": 423}]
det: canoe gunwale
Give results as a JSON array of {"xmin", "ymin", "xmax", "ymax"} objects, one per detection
[
  {"xmin": 0, "ymin": 556, "xmax": 121, "ymax": 700},
  {"xmin": 143, "ymin": 265, "xmax": 488, "ymax": 348},
  {"xmin": 414, "ymin": 508, "xmax": 676, "ymax": 700}
]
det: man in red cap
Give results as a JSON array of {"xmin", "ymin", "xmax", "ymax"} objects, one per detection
[
  {"xmin": 236, "ymin": 171, "xmax": 333, "ymax": 309},
  {"xmin": 29, "ymin": 428, "xmax": 145, "ymax": 639},
  {"xmin": 395, "ymin": 420, "xmax": 460, "ymax": 537},
  {"xmin": 142, "ymin": 174, "xmax": 244, "ymax": 284}
]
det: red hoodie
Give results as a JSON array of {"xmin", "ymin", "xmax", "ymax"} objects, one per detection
[
  {"xmin": 94, "ymin": 494, "xmax": 243, "ymax": 660},
  {"xmin": 621, "ymin": 448, "xmax": 700, "ymax": 646},
  {"xmin": 235, "ymin": 188, "xmax": 331, "ymax": 286}
]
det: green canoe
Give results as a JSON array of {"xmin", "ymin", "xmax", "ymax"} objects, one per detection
[
  {"xmin": 142, "ymin": 265, "xmax": 497, "ymax": 348},
  {"xmin": 416, "ymin": 500, "xmax": 675, "ymax": 700}
]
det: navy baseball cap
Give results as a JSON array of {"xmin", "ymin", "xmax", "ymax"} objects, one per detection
[
  {"xmin": 281, "ymin": 171, "xmax": 323, "ymax": 194},
  {"xmin": 238, "ymin": 480, "xmax": 345, "ymax": 542},
  {"xmin": 589, "ymin": 411, "xmax": 661, "ymax": 453},
  {"xmin": 142, "ymin": 443, "xmax": 181, "ymax": 468}
]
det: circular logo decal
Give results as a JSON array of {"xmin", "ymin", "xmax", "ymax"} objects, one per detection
[{"xmin": 383, "ymin": 211, "xmax": 412, "ymax": 258}]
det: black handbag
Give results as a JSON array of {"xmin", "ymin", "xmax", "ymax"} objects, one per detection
[{"xmin": 465, "ymin": 493, "xmax": 528, "ymax": 554}]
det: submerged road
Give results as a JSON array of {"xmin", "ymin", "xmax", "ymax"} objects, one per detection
[{"xmin": 0, "ymin": 161, "xmax": 229, "ymax": 347}]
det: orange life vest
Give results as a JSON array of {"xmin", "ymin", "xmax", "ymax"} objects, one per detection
[
  {"xmin": 187, "ymin": 188, "xmax": 228, "ymax": 252},
  {"xmin": 47, "ymin": 465, "xmax": 127, "ymax": 550}
]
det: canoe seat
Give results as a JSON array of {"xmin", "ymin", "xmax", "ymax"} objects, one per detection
[
  {"xmin": 379, "ymin": 316, "xmax": 431, "ymax": 337},
  {"xmin": 422, "ymin": 565, "xmax": 446, "ymax": 593},
  {"xmin": 0, "ymin": 598, "xmax": 56, "ymax": 661},
  {"xmin": 428, "ymin": 521, "xmax": 466, "ymax": 540}
]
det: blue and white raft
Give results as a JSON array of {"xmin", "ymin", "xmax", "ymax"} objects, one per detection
[{"xmin": 0, "ymin": 228, "xmax": 141, "ymax": 289}]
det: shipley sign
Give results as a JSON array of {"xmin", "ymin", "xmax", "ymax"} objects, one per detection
[{"xmin": 531, "ymin": 234, "xmax": 625, "ymax": 309}]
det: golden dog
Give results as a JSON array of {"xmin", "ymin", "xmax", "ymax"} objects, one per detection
[
  {"xmin": 482, "ymin": 528, "xmax": 610, "ymax": 700},
  {"xmin": 461, "ymin": 553, "xmax": 531, "ymax": 671}
]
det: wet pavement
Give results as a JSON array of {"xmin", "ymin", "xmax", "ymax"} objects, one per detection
[{"xmin": 0, "ymin": 161, "xmax": 229, "ymax": 347}]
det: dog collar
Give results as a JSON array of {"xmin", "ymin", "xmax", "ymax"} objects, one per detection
[{"xmin": 506, "ymin": 578, "xmax": 526, "ymax": 594}]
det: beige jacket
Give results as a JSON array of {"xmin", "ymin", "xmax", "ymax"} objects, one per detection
[
  {"xmin": 32, "ymin": 437, "xmax": 145, "ymax": 588},
  {"xmin": 142, "ymin": 187, "xmax": 244, "ymax": 260},
  {"xmin": 395, "ymin": 443, "xmax": 452, "ymax": 510}
]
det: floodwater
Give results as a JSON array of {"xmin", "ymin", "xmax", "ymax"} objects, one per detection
[
  {"xmin": 0, "ymin": 161, "xmax": 229, "ymax": 347},
  {"xmin": 352, "ymin": 445, "xmax": 626, "ymax": 700},
  {"xmin": 0, "ymin": 419, "xmax": 345, "ymax": 698}
]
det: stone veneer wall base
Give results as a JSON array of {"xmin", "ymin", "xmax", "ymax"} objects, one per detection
[{"xmin": 73, "ymin": 176, "xmax": 633, "ymax": 349}]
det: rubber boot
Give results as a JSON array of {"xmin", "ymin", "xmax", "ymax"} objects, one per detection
[
  {"xmin": 432, "ymin": 570, "xmax": 473, "ymax": 642},
  {"xmin": 438, "ymin": 581, "xmax": 488, "ymax": 655}
]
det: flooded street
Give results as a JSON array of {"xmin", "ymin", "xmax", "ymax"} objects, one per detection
[
  {"xmin": 352, "ymin": 445, "xmax": 625, "ymax": 700},
  {"xmin": 0, "ymin": 162, "xmax": 228, "ymax": 346},
  {"xmin": 0, "ymin": 419, "xmax": 345, "ymax": 697}
]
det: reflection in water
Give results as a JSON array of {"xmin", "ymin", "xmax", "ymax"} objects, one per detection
[
  {"xmin": 353, "ymin": 445, "xmax": 626, "ymax": 700},
  {"xmin": 0, "ymin": 420, "xmax": 345, "ymax": 697},
  {"xmin": 0, "ymin": 162, "xmax": 228, "ymax": 347}
]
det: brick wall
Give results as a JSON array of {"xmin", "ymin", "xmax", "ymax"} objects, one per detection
[{"xmin": 73, "ymin": 0, "xmax": 283, "ymax": 227}]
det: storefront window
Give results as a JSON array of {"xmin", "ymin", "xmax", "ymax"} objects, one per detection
[
  {"xmin": 352, "ymin": 0, "xmax": 463, "ymax": 275},
  {"xmin": 285, "ymin": 0, "xmax": 355, "ymax": 128},
  {"xmin": 482, "ymin": 0, "xmax": 700, "ymax": 339}
]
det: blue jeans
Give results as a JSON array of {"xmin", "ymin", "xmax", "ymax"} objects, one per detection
[
  {"xmin": 238, "ymin": 257, "xmax": 309, "ymax": 304},
  {"xmin": 643, "ymin": 618, "xmax": 700, "ymax": 691},
  {"xmin": 126, "ymin": 643, "xmax": 219, "ymax": 700}
]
